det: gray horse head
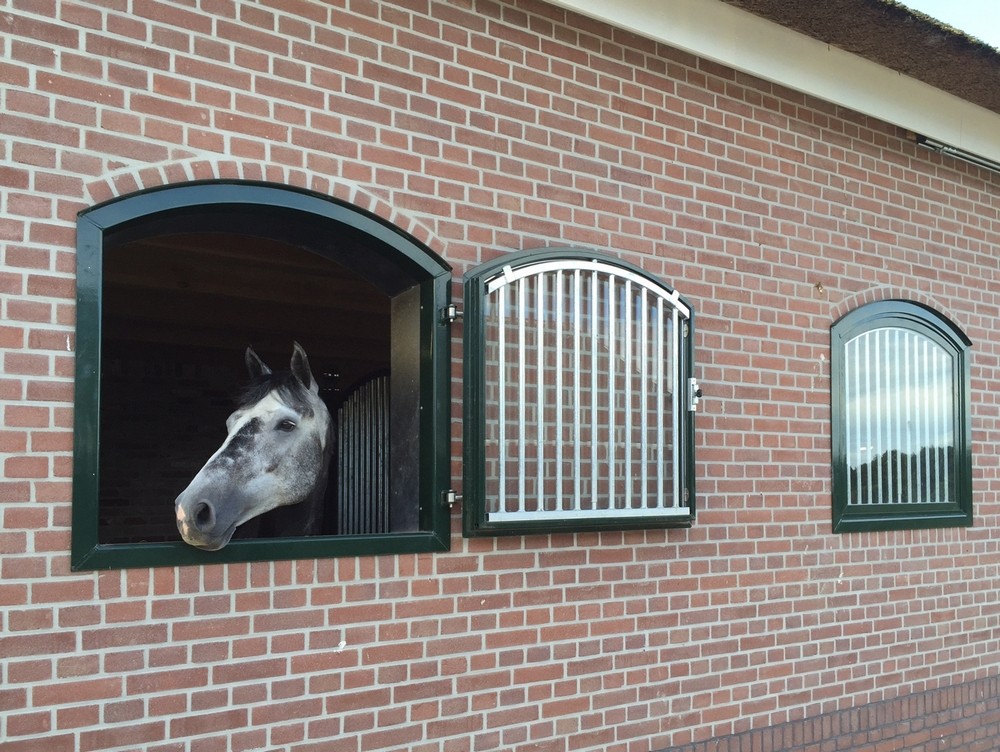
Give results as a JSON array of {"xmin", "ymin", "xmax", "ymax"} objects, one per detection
[{"xmin": 175, "ymin": 342, "xmax": 333, "ymax": 550}]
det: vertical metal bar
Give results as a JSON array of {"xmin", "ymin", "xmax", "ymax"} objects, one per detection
[
  {"xmin": 845, "ymin": 336, "xmax": 854, "ymax": 505},
  {"xmin": 873, "ymin": 330, "xmax": 883, "ymax": 503},
  {"xmin": 931, "ymin": 342, "xmax": 940, "ymax": 502},
  {"xmin": 573, "ymin": 269, "xmax": 582, "ymax": 510},
  {"xmin": 864, "ymin": 333, "xmax": 873, "ymax": 505},
  {"xmin": 940, "ymin": 346, "xmax": 948, "ymax": 502},
  {"xmin": 879, "ymin": 327, "xmax": 896, "ymax": 504},
  {"xmin": 624, "ymin": 279, "xmax": 633, "ymax": 509},
  {"xmin": 903, "ymin": 332, "xmax": 917, "ymax": 502},
  {"xmin": 536, "ymin": 273, "xmax": 545, "ymax": 511},
  {"xmin": 497, "ymin": 285, "xmax": 506, "ymax": 515},
  {"xmin": 518, "ymin": 277, "xmax": 527, "ymax": 512},
  {"xmin": 608, "ymin": 274, "xmax": 618, "ymax": 509},
  {"xmin": 638, "ymin": 288, "xmax": 647, "ymax": 508},
  {"xmin": 894, "ymin": 329, "xmax": 903, "ymax": 504},
  {"xmin": 919, "ymin": 337, "xmax": 928, "ymax": 503},
  {"xmin": 591, "ymin": 270, "xmax": 599, "ymax": 511},
  {"xmin": 656, "ymin": 300, "xmax": 665, "ymax": 509},
  {"xmin": 556, "ymin": 270, "xmax": 564, "ymax": 512},
  {"xmin": 672, "ymin": 307, "xmax": 681, "ymax": 509}
]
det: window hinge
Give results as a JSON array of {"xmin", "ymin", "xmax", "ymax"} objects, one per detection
[
  {"xmin": 442, "ymin": 489, "xmax": 462, "ymax": 509},
  {"xmin": 688, "ymin": 377, "xmax": 703, "ymax": 411},
  {"xmin": 441, "ymin": 304, "xmax": 463, "ymax": 324}
]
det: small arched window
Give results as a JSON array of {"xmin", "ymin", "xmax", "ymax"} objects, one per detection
[
  {"xmin": 462, "ymin": 248, "xmax": 697, "ymax": 535},
  {"xmin": 830, "ymin": 300, "xmax": 972, "ymax": 532},
  {"xmin": 72, "ymin": 182, "xmax": 452, "ymax": 569}
]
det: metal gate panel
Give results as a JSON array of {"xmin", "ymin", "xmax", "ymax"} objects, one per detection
[
  {"xmin": 337, "ymin": 375, "xmax": 390, "ymax": 535},
  {"xmin": 481, "ymin": 258, "xmax": 691, "ymax": 524}
]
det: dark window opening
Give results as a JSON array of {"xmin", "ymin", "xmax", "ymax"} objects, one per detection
[{"xmin": 73, "ymin": 182, "xmax": 451, "ymax": 569}]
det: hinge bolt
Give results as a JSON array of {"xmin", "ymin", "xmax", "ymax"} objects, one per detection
[{"xmin": 441, "ymin": 304, "xmax": 463, "ymax": 324}]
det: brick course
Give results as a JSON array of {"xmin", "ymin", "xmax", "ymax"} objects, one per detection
[{"xmin": 2, "ymin": 0, "xmax": 1000, "ymax": 750}]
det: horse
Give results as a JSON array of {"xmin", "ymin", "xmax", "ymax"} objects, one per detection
[{"xmin": 175, "ymin": 342, "xmax": 334, "ymax": 551}]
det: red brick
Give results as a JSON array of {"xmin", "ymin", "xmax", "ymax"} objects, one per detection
[{"xmin": 32, "ymin": 677, "xmax": 122, "ymax": 708}]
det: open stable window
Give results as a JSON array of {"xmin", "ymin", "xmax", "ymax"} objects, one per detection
[
  {"xmin": 463, "ymin": 248, "xmax": 697, "ymax": 536},
  {"xmin": 72, "ymin": 181, "xmax": 452, "ymax": 569},
  {"xmin": 831, "ymin": 300, "xmax": 972, "ymax": 532}
]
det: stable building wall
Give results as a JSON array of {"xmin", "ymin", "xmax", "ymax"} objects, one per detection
[{"xmin": 2, "ymin": 1, "xmax": 1000, "ymax": 751}]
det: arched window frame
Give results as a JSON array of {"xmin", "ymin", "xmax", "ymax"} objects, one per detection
[
  {"xmin": 830, "ymin": 299, "xmax": 973, "ymax": 533},
  {"xmin": 72, "ymin": 181, "xmax": 453, "ymax": 570},
  {"xmin": 462, "ymin": 248, "xmax": 698, "ymax": 536}
]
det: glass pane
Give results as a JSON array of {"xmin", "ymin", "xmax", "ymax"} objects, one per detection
[{"xmin": 844, "ymin": 327, "xmax": 955, "ymax": 505}]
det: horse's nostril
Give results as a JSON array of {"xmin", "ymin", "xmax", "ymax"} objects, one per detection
[{"xmin": 193, "ymin": 501, "xmax": 215, "ymax": 530}]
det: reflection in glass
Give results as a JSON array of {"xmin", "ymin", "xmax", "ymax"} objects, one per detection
[{"xmin": 844, "ymin": 327, "xmax": 954, "ymax": 505}]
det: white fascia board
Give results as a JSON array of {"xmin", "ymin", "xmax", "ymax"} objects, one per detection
[{"xmin": 550, "ymin": 0, "xmax": 1000, "ymax": 167}]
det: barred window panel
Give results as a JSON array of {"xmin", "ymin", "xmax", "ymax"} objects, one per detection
[
  {"xmin": 463, "ymin": 248, "xmax": 697, "ymax": 536},
  {"xmin": 831, "ymin": 300, "xmax": 972, "ymax": 532}
]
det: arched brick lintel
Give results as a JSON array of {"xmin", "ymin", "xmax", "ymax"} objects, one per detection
[
  {"xmin": 83, "ymin": 158, "xmax": 446, "ymax": 258},
  {"xmin": 830, "ymin": 285, "xmax": 969, "ymax": 335}
]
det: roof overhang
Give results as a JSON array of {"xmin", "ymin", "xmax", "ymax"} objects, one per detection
[{"xmin": 548, "ymin": 0, "xmax": 1000, "ymax": 170}]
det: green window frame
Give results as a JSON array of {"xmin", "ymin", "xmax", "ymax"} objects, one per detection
[
  {"xmin": 831, "ymin": 300, "xmax": 972, "ymax": 533},
  {"xmin": 72, "ymin": 181, "xmax": 452, "ymax": 570},
  {"xmin": 462, "ymin": 248, "xmax": 697, "ymax": 536}
]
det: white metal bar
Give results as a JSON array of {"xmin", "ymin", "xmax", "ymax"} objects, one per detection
[
  {"xmin": 845, "ymin": 336, "xmax": 855, "ymax": 505},
  {"xmin": 536, "ymin": 274, "xmax": 545, "ymax": 512},
  {"xmin": 878, "ymin": 327, "xmax": 896, "ymax": 504},
  {"xmin": 656, "ymin": 301, "xmax": 665, "ymax": 508},
  {"xmin": 894, "ymin": 329, "xmax": 903, "ymax": 503},
  {"xmin": 573, "ymin": 269, "xmax": 582, "ymax": 510},
  {"xmin": 624, "ymin": 279, "xmax": 633, "ymax": 510},
  {"xmin": 864, "ymin": 333, "xmax": 873, "ymax": 505},
  {"xmin": 518, "ymin": 278, "xmax": 527, "ymax": 512},
  {"xmin": 640, "ymin": 288, "xmax": 648, "ymax": 509},
  {"xmin": 591, "ymin": 269, "xmax": 599, "ymax": 511},
  {"xmin": 904, "ymin": 331, "xmax": 914, "ymax": 503},
  {"xmin": 498, "ymin": 287, "xmax": 507, "ymax": 514},
  {"xmin": 671, "ymin": 306, "xmax": 680, "ymax": 508},
  {"xmin": 919, "ymin": 337, "xmax": 928, "ymax": 503},
  {"xmin": 556, "ymin": 270, "xmax": 564, "ymax": 512},
  {"xmin": 490, "ymin": 506, "xmax": 691, "ymax": 522},
  {"xmin": 927, "ymin": 345, "xmax": 945, "ymax": 501},
  {"xmin": 607, "ymin": 276, "xmax": 618, "ymax": 508},
  {"xmin": 874, "ymin": 330, "xmax": 883, "ymax": 503},
  {"xmin": 942, "ymin": 348, "xmax": 951, "ymax": 502}
]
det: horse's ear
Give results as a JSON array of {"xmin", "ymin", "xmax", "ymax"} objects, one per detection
[
  {"xmin": 290, "ymin": 341, "xmax": 315, "ymax": 392},
  {"xmin": 245, "ymin": 347, "xmax": 272, "ymax": 379}
]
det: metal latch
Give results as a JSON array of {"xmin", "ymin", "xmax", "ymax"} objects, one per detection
[
  {"xmin": 442, "ymin": 490, "xmax": 462, "ymax": 509},
  {"xmin": 688, "ymin": 377, "xmax": 703, "ymax": 411}
]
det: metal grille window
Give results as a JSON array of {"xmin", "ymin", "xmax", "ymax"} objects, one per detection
[
  {"xmin": 831, "ymin": 300, "xmax": 972, "ymax": 532},
  {"xmin": 463, "ymin": 249, "xmax": 697, "ymax": 535}
]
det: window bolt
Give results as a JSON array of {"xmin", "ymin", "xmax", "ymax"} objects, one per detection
[{"xmin": 688, "ymin": 378, "xmax": 703, "ymax": 411}]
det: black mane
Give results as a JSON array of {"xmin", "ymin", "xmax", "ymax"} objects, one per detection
[{"xmin": 237, "ymin": 370, "xmax": 316, "ymax": 417}]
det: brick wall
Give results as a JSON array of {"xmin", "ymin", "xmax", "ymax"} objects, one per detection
[{"xmin": 2, "ymin": 1, "xmax": 1000, "ymax": 751}]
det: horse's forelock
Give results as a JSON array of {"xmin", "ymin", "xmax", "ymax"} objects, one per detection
[{"xmin": 237, "ymin": 371, "xmax": 317, "ymax": 417}]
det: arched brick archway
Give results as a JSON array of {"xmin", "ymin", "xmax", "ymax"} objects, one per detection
[{"xmin": 83, "ymin": 158, "xmax": 446, "ymax": 258}]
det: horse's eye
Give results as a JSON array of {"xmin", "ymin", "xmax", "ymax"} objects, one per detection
[{"xmin": 277, "ymin": 419, "xmax": 297, "ymax": 432}]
